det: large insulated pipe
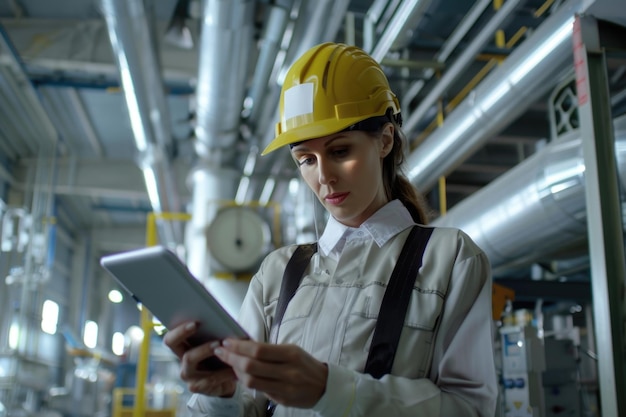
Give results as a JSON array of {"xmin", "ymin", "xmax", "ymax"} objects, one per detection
[
  {"xmin": 186, "ymin": 0, "xmax": 254, "ymax": 307},
  {"xmin": 193, "ymin": 0, "xmax": 255, "ymax": 158},
  {"xmin": 432, "ymin": 114, "xmax": 626, "ymax": 271},
  {"xmin": 101, "ymin": 0, "xmax": 183, "ymax": 245},
  {"xmin": 407, "ymin": 0, "xmax": 583, "ymax": 192}
]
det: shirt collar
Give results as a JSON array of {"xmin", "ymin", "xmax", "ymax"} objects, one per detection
[{"xmin": 318, "ymin": 200, "xmax": 415, "ymax": 256}]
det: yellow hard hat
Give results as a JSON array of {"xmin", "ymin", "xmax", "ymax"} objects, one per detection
[{"xmin": 261, "ymin": 42, "xmax": 401, "ymax": 155}]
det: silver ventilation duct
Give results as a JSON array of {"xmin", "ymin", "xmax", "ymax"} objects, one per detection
[
  {"xmin": 245, "ymin": 0, "xmax": 296, "ymax": 125},
  {"xmin": 432, "ymin": 114, "xmax": 626, "ymax": 272},
  {"xmin": 369, "ymin": 0, "xmax": 434, "ymax": 61},
  {"xmin": 193, "ymin": 0, "xmax": 255, "ymax": 159},
  {"xmin": 186, "ymin": 0, "xmax": 255, "ymax": 282},
  {"xmin": 406, "ymin": 0, "xmax": 583, "ymax": 192},
  {"xmin": 101, "ymin": 0, "xmax": 183, "ymax": 245}
]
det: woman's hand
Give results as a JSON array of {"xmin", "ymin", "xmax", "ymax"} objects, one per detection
[
  {"xmin": 163, "ymin": 321, "xmax": 238, "ymax": 397},
  {"xmin": 214, "ymin": 338, "xmax": 328, "ymax": 409}
]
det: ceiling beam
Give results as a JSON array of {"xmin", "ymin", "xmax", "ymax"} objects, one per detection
[
  {"xmin": 0, "ymin": 18, "xmax": 198, "ymax": 85},
  {"xmin": 14, "ymin": 157, "xmax": 192, "ymax": 201}
]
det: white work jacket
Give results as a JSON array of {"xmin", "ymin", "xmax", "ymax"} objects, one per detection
[{"xmin": 189, "ymin": 201, "xmax": 498, "ymax": 416}]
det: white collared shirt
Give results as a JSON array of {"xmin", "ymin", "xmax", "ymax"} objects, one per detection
[{"xmin": 318, "ymin": 199, "xmax": 415, "ymax": 259}]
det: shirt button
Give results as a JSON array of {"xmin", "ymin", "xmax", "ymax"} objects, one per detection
[{"xmin": 357, "ymin": 231, "xmax": 364, "ymax": 236}]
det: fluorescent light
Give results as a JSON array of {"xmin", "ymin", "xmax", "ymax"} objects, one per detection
[
  {"xmin": 41, "ymin": 300, "xmax": 59, "ymax": 335},
  {"xmin": 142, "ymin": 167, "xmax": 161, "ymax": 211},
  {"xmin": 112, "ymin": 332, "xmax": 125, "ymax": 356},
  {"xmin": 108, "ymin": 289, "xmax": 124, "ymax": 303},
  {"xmin": 235, "ymin": 176, "xmax": 250, "ymax": 205},
  {"xmin": 9, "ymin": 322, "xmax": 19, "ymax": 350},
  {"xmin": 83, "ymin": 320, "xmax": 98, "ymax": 349},
  {"xmin": 259, "ymin": 178, "xmax": 276, "ymax": 205}
]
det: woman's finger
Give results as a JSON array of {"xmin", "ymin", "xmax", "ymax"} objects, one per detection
[
  {"xmin": 162, "ymin": 321, "xmax": 197, "ymax": 357},
  {"xmin": 214, "ymin": 340, "xmax": 328, "ymax": 408}
]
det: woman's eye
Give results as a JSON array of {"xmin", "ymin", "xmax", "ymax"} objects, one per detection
[{"xmin": 297, "ymin": 157, "xmax": 315, "ymax": 167}]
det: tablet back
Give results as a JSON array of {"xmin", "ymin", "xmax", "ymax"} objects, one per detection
[{"xmin": 100, "ymin": 245, "xmax": 248, "ymax": 346}]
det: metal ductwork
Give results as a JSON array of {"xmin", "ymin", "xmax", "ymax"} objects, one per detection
[
  {"xmin": 193, "ymin": 0, "xmax": 255, "ymax": 159},
  {"xmin": 432, "ymin": 114, "xmax": 626, "ymax": 272},
  {"xmin": 400, "ymin": 0, "xmax": 492, "ymax": 112},
  {"xmin": 245, "ymin": 0, "xmax": 296, "ymax": 125},
  {"xmin": 369, "ymin": 0, "xmax": 434, "ymax": 61},
  {"xmin": 402, "ymin": 0, "xmax": 524, "ymax": 132},
  {"xmin": 186, "ymin": 0, "xmax": 255, "ymax": 284},
  {"xmin": 406, "ymin": 0, "xmax": 583, "ymax": 192},
  {"xmin": 101, "ymin": 0, "xmax": 183, "ymax": 246}
]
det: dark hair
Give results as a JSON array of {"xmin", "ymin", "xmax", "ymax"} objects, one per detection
[{"xmin": 366, "ymin": 110, "xmax": 430, "ymax": 224}]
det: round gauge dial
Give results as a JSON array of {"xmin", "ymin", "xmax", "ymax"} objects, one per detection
[{"xmin": 206, "ymin": 206, "xmax": 271, "ymax": 272}]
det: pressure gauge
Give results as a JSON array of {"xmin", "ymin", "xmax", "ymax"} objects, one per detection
[{"xmin": 206, "ymin": 206, "xmax": 271, "ymax": 272}]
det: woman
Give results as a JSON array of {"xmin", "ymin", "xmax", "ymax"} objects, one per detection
[{"xmin": 164, "ymin": 42, "xmax": 497, "ymax": 416}]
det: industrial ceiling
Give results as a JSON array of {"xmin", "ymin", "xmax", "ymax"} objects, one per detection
[{"xmin": 0, "ymin": 0, "xmax": 625, "ymax": 290}]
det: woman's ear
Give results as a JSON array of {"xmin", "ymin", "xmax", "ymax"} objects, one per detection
[{"xmin": 380, "ymin": 123, "xmax": 394, "ymax": 158}]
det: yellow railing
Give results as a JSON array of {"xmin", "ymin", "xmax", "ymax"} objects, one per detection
[{"xmin": 112, "ymin": 387, "xmax": 178, "ymax": 417}]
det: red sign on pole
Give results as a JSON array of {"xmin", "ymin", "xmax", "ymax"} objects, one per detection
[{"xmin": 572, "ymin": 16, "xmax": 589, "ymax": 106}]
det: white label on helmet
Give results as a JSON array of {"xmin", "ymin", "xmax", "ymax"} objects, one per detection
[{"xmin": 284, "ymin": 83, "xmax": 314, "ymax": 121}]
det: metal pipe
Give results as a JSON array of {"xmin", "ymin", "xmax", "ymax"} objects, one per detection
[
  {"xmin": 401, "ymin": 0, "xmax": 493, "ymax": 111},
  {"xmin": 432, "ymin": 114, "xmax": 626, "ymax": 271},
  {"xmin": 246, "ymin": 1, "xmax": 295, "ymax": 125},
  {"xmin": 101, "ymin": 0, "xmax": 183, "ymax": 246},
  {"xmin": 403, "ymin": 0, "xmax": 525, "ymax": 133},
  {"xmin": 406, "ymin": 0, "xmax": 583, "ymax": 192},
  {"xmin": 363, "ymin": 0, "xmax": 392, "ymax": 52},
  {"xmin": 193, "ymin": 0, "xmax": 255, "ymax": 158},
  {"xmin": 370, "ymin": 0, "xmax": 434, "ymax": 62}
]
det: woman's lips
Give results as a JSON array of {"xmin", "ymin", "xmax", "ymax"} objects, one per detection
[{"xmin": 325, "ymin": 192, "xmax": 349, "ymax": 205}]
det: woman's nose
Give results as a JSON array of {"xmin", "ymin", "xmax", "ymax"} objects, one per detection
[{"xmin": 317, "ymin": 158, "xmax": 335, "ymax": 185}]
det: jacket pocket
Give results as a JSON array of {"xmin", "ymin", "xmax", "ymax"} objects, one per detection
[
  {"xmin": 341, "ymin": 283, "xmax": 444, "ymax": 378},
  {"xmin": 272, "ymin": 282, "xmax": 318, "ymax": 344}
]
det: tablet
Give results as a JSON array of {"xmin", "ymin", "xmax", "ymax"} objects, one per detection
[{"xmin": 100, "ymin": 245, "xmax": 249, "ymax": 369}]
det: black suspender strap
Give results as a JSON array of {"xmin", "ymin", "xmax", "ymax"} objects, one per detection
[
  {"xmin": 269, "ymin": 226, "xmax": 433, "ymax": 379},
  {"xmin": 363, "ymin": 225, "xmax": 434, "ymax": 379},
  {"xmin": 270, "ymin": 242, "xmax": 317, "ymax": 344},
  {"xmin": 267, "ymin": 243, "xmax": 318, "ymax": 417}
]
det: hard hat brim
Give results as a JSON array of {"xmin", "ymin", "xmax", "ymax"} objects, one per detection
[{"xmin": 261, "ymin": 115, "xmax": 369, "ymax": 156}]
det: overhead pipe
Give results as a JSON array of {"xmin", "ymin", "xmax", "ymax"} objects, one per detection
[
  {"xmin": 193, "ymin": 0, "xmax": 255, "ymax": 159},
  {"xmin": 432, "ymin": 114, "xmax": 626, "ymax": 272},
  {"xmin": 101, "ymin": 0, "xmax": 183, "ymax": 246},
  {"xmin": 369, "ymin": 0, "xmax": 434, "ymax": 62},
  {"xmin": 406, "ymin": 0, "xmax": 583, "ymax": 192},
  {"xmin": 245, "ymin": 0, "xmax": 296, "ymax": 126},
  {"xmin": 362, "ymin": 0, "xmax": 391, "ymax": 52},
  {"xmin": 186, "ymin": 0, "xmax": 255, "ymax": 282},
  {"xmin": 401, "ymin": 0, "xmax": 504, "ymax": 123},
  {"xmin": 234, "ymin": 0, "xmax": 295, "ymax": 203}
]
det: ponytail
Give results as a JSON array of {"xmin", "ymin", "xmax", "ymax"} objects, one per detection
[{"xmin": 381, "ymin": 112, "xmax": 430, "ymax": 224}]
